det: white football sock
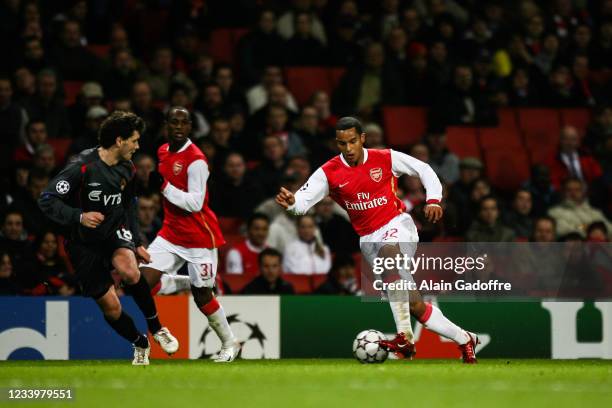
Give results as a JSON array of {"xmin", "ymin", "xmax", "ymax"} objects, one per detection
[
  {"xmin": 422, "ymin": 304, "xmax": 469, "ymax": 345},
  {"xmin": 206, "ymin": 305, "xmax": 237, "ymax": 347},
  {"xmin": 389, "ymin": 301, "xmax": 414, "ymax": 342},
  {"xmin": 158, "ymin": 274, "xmax": 191, "ymax": 295}
]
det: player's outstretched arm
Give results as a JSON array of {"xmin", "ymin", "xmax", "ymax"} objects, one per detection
[{"xmin": 276, "ymin": 168, "xmax": 329, "ymax": 215}]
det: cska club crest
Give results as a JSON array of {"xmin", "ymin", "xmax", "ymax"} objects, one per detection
[
  {"xmin": 370, "ymin": 167, "xmax": 383, "ymax": 182},
  {"xmin": 173, "ymin": 161, "xmax": 184, "ymax": 175}
]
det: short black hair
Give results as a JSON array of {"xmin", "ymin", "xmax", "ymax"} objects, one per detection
[
  {"xmin": 26, "ymin": 118, "xmax": 46, "ymax": 133},
  {"xmin": 258, "ymin": 247, "xmax": 282, "ymax": 266},
  {"xmin": 98, "ymin": 111, "xmax": 145, "ymax": 149},
  {"xmin": 166, "ymin": 106, "xmax": 191, "ymax": 122},
  {"xmin": 335, "ymin": 116, "xmax": 363, "ymax": 134},
  {"xmin": 534, "ymin": 215, "xmax": 556, "ymax": 228},
  {"xmin": 587, "ymin": 221, "xmax": 608, "ymax": 236},
  {"xmin": 247, "ymin": 212, "xmax": 270, "ymax": 229}
]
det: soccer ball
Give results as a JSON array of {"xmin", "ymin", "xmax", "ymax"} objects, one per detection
[{"xmin": 352, "ymin": 329, "xmax": 388, "ymax": 364}]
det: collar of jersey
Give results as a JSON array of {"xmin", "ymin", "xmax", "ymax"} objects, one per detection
[
  {"xmin": 339, "ymin": 148, "xmax": 368, "ymax": 168},
  {"xmin": 167, "ymin": 139, "xmax": 192, "ymax": 153}
]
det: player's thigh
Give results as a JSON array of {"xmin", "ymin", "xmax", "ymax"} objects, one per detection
[
  {"xmin": 65, "ymin": 240, "xmax": 114, "ymax": 299},
  {"xmin": 142, "ymin": 237, "xmax": 186, "ymax": 276},
  {"xmin": 111, "ymin": 247, "xmax": 141, "ymax": 284},
  {"xmin": 186, "ymin": 248, "xmax": 218, "ymax": 288}
]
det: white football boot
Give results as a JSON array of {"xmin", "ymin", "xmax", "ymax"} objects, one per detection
[
  {"xmin": 132, "ymin": 344, "xmax": 150, "ymax": 366},
  {"xmin": 153, "ymin": 327, "xmax": 179, "ymax": 355},
  {"xmin": 213, "ymin": 341, "xmax": 241, "ymax": 363}
]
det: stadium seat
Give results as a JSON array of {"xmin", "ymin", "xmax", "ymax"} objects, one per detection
[
  {"xmin": 445, "ymin": 127, "xmax": 481, "ymax": 159},
  {"xmin": 496, "ymin": 107, "xmax": 519, "ymax": 130},
  {"xmin": 285, "ymin": 67, "xmax": 331, "ymax": 106},
  {"xmin": 382, "ymin": 106, "xmax": 427, "ymax": 147},
  {"xmin": 328, "ymin": 67, "xmax": 346, "ymax": 91},
  {"xmin": 484, "ymin": 148, "xmax": 531, "ymax": 191},
  {"xmin": 518, "ymin": 108, "xmax": 561, "ymax": 148},
  {"xmin": 47, "ymin": 138, "xmax": 73, "ymax": 165},
  {"xmin": 208, "ymin": 28, "xmax": 248, "ymax": 64},
  {"xmin": 222, "ymin": 274, "xmax": 253, "ymax": 294},
  {"xmin": 63, "ymin": 81, "xmax": 84, "ymax": 106},
  {"xmin": 526, "ymin": 144, "xmax": 555, "ymax": 166},
  {"xmin": 282, "ymin": 274, "xmax": 313, "ymax": 294},
  {"xmin": 478, "ymin": 128, "xmax": 523, "ymax": 151},
  {"xmin": 560, "ymin": 108, "xmax": 591, "ymax": 137},
  {"xmin": 217, "ymin": 217, "xmax": 243, "ymax": 236},
  {"xmin": 87, "ymin": 44, "xmax": 110, "ymax": 59}
]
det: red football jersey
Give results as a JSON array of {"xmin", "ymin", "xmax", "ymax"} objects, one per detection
[
  {"xmin": 157, "ymin": 142, "xmax": 225, "ymax": 249},
  {"xmin": 234, "ymin": 240, "xmax": 261, "ymax": 276},
  {"xmin": 322, "ymin": 149, "xmax": 406, "ymax": 236}
]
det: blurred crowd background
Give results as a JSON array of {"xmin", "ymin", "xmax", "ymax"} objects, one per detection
[{"xmin": 0, "ymin": 0, "xmax": 611, "ymax": 297}]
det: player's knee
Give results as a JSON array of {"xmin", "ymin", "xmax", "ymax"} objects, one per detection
[
  {"xmin": 141, "ymin": 268, "xmax": 160, "ymax": 288},
  {"xmin": 122, "ymin": 268, "xmax": 141, "ymax": 285},
  {"xmin": 102, "ymin": 301, "xmax": 122, "ymax": 320},
  {"xmin": 409, "ymin": 301, "xmax": 426, "ymax": 317}
]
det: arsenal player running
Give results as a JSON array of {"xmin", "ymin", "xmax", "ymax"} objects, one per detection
[
  {"xmin": 141, "ymin": 107, "xmax": 240, "ymax": 362},
  {"xmin": 276, "ymin": 117, "xmax": 479, "ymax": 363}
]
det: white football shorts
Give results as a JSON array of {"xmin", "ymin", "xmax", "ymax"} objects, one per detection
[{"xmin": 141, "ymin": 236, "xmax": 218, "ymax": 288}]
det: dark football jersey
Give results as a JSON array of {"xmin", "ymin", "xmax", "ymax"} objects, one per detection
[{"xmin": 38, "ymin": 147, "xmax": 141, "ymax": 245}]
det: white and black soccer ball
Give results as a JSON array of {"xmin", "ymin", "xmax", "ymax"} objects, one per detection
[{"xmin": 352, "ymin": 329, "xmax": 388, "ymax": 364}]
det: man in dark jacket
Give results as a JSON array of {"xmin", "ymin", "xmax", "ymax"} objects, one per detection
[{"xmin": 242, "ymin": 248, "xmax": 294, "ymax": 294}]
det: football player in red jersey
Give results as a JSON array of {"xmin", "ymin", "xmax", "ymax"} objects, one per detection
[
  {"xmin": 276, "ymin": 117, "xmax": 479, "ymax": 363},
  {"xmin": 141, "ymin": 107, "xmax": 240, "ymax": 362}
]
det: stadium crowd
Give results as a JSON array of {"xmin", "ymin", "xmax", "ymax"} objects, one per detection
[{"xmin": 0, "ymin": 0, "xmax": 611, "ymax": 296}]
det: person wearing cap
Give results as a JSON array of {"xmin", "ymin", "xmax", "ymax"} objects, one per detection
[
  {"xmin": 448, "ymin": 156, "xmax": 484, "ymax": 232},
  {"xmin": 69, "ymin": 81, "xmax": 104, "ymax": 137},
  {"xmin": 68, "ymin": 105, "xmax": 108, "ymax": 156}
]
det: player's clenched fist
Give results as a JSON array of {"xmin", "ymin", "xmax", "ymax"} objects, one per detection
[
  {"xmin": 275, "ymin": 187, "xmax": 296, "ymax": 209},
  {"xmin": 80, "ymin": 211, "xmax": 105, "ymax": 228},
  {"xmin": 424, "ymin": 204, "xmax": 443, "ymax": 224}
]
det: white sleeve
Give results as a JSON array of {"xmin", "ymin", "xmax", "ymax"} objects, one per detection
[
  {"xmin": 225, "ymin": 249, "xmax": 243, "ymax": 275},
  {"xmin": 287, "ymin": 168, "xmax": 329, "ymax": 215},
  {"xmin": 161, "ymin": 160, "xmax": 207, "ymax": 212},
  {"xmin": 390, "ymin": 149, "xmax": 442, "ymax": 202}
]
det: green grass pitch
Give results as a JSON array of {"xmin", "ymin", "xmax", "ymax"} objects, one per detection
[{"xmin": 1, "ymin": 359, "xmax": 611, "ymax": 407}]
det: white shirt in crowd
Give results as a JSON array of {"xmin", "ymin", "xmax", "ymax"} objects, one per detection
[{"xmin": 282, "ymin": 239, "xmax": 331, "ymax": 275}]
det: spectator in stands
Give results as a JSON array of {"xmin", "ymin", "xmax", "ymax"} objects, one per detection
[
  {"xmin": 68, "ymin": 106, "xmax": 108, "ymax": 156},
  {"xmin": 246, "ymin": 65, "xmax": 299, "ymax": 114},
  {"xmin": 12, "ymin": 119, "xmax": 47, "ymax": 166},
  {"xmin": 309, "ymin": 90, "xmax": 337, "ymax": 132},
  {"xmin": 531, "ymin": 216, "xmax": 557, "ymax": 243},
  {"xmin": 241, "ymin": 248, "xmax": 295, "ymax": 294},
  {"xmin": 0, "ymin": 77, "xmax": 28, "ymax": 163},
  {"xmin": 295, "ymin": 106, "xmax": 327, "ymax": 151},
  {"xmin": 503, "ymin": 189, "xmax": 534, "ymax": 239},
  {"xmin": 314, "ymin": 254, "xmax": 358, "ymax": 295},
  {"xmin": 262, "ymin": 105, "xmax": 306, "ymax": 157},
  {"xmin": 448, "ymin": 157, "xmax": 483, "ymax": 220},
  {"xmin": 214, "ymin": 64, "xmax": 246, "ymax": 111},
  {"xmin": 20, "ymin": 37, "xmax": 48, "ymax": 74},
  {"xmin": 253, "ymin": 134, "xmax": 288, "ymax": 197},
  {"xmin": 549, "ymin": 126, "xmax": 602, "ymax": 190},
  {"xmin": 34, "ymin": 231, "xmax": 76, "ymax": 296},
  {"xmin": 32, "ymin": 144, "xmax": 57, "ymax": 177},
  {"xmin": 333, "ymin": 41, "xmax": 404, "ymax": 118},
  {"xmin": 0, "ymin": 251, "xmax": 19, "ymax": 295},
  {"xmin": 167, "ymin": 84, "xmax": 208, "ymax": 139},
  {"xmin": 131, "ymin": 80, "xmax": 164, "ymax": 156},
  {"xmin": 428, "ymin": 40, "xmax": 452, "ymax": 90},
  {"xmin": 285, "ymin": 11, "xmax": 327, "ymax": 66},
  {"xmin": 409, "ymin": 142, "xmax": 429, "ymax": 163},
  {"xmin": 12, "ymin": 168, "xmax": 53, "ymax": 237},
  {"xmin": 69, "ymin": 82, "xmax": 105, "ymax": 138},
  {"xmin": 548, "ymin": 177, "xmax": 611, "ymax": 238},
  {"xmin": 466, "ymin": 196, "xmax": 516, "ymax": 242},
  {"xmin": 523, "ymin": 164, "xmax": 561, "ymax": 217},
  {"xmin": 237, "ymin": 10, "xmax": 286, "ymax": 87},
  {"xmin": 593, "ymin": 20, "xmax": 612, "ymax": 69},
  {"xmin": 0, "ymin": 209, "xmax": 37, "ymax": 292},
  {"xmin": 23, "ymin": 69, "xmax": 71, "ymax": 139},
  {"xmin": 278, "ymin": 0, "xmax": 327, "ymax": 45},
  {"xmin": 542, "ymin": 64, "xmax": 578, "ymax": 107},
  {"xmin": 424, "ymin": 126, "xmax": 459, "ymax": 184},
  {"xmin": 133, "ymin": 153, "xmax": 156, "ymax": 196},
  {"xmin": 385, "ymin": 27, "xmax": 408, "ymax": 72},
  {"xmin": 210, "ymin": 152, "xmax": 266, "ymax": 218},
  {"xmin": 50, "ymin": 20, "xmax": 101, "ymax": 81},
  {"xmin": 103, "ymin": 48, "xmax": 141, "ymax": 101},
  {"xmin": 314, "ymin": 196, "xmax": 359, "ymax": 254},
  {"xmin": 533, "ymin": 33, "xmax": 561, "ymax": 77},
  {"xmin": 144, "ymin": 46, "xmax": 195, "ymax": 101},
  {"xmin": 283, "ymin": 215, "xmax": 331, "ymax": 275},
  {"xmin": 506, "ymin": 67, "xmax": 540, "ymax": 107},
  {"xmin": 207, "ymin": 116, "xmax": 234, "ymax": 172},
  {"xmin": 363, "ymin": 122, "xmax": 385, "ymax": 149},
  {"xmin": 585, "ymin": 105, "xmax": 612, "ymax": 156},
  {"xmin": 571, "ymin": 54, "xmax": 597, "ymax": 106},
  {"xmin": 328, "ymin": 15, "xmax": 362, "ymax": 66},
  {"xmin": 586, "ymin": 221, "xmax": 609, "ymax": 242},
  {"xmin": 432, "ymin": 64, "xmax": 494, "ymax": 126},
  {"xmin": 226, "ymin": 213, "xmax": 270, "ymax": 276},
  {"xmin": 195, "ymin": 82, "xmax": 227, "ymax": 125},
  {"xmin": 249, "ymin": 83, "xmax": 299, "ymax": 134},
  {"xmin": 13, "ymin": 67, "xmax": 37, "ymax": 104},
  {"xmin": 137, "ymin": 194, "xmax": 161, "ymax": 247}
]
